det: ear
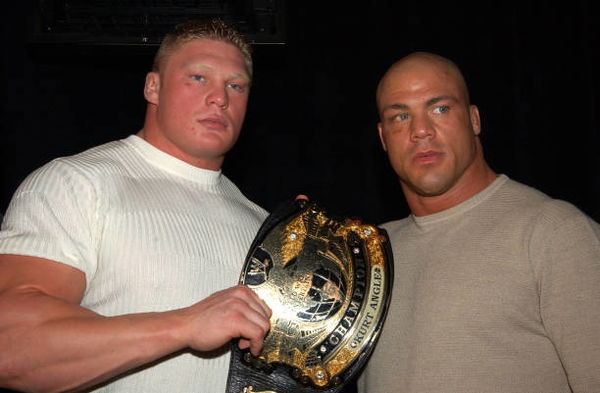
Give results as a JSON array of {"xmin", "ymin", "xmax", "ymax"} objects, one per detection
[
  {"xmin": 377, "ymin": 122, "xmax": 388, "ymax": 151},
  {"xmin": 470, "ymin": 104, "xmax": 481, "ymax": 136},
  {"xmin": 144, "ymin": 72, "xmax": 160, "ymax": 105}
]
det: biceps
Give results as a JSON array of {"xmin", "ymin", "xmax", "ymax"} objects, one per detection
[{"xmin": 0, "ymin": 254, "xmax": 86, "ymax": 304}]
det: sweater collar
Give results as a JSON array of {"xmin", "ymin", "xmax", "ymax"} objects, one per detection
[
  {"xmin": 124, "ymin": 135, "xmax": 222, "ymax": 185},
  {"xmin": 411, "ymin": 174, "xmax": 508, "ymax": 228}
]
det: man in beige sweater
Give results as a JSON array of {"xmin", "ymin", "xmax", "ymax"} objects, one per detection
[
  {"xmin": 0, "ymin": 19, "xmax": 271, "ymax": 392},
  {"xmin": 358, "ymin": 52, "xmax": 600, "ymax": 392}
]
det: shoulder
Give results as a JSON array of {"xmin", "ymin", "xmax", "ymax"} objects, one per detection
[
  {"xmin": 495, "ymin": 177, "xmax": 553, "ymax": 205},
  {"xmin": 33, "ymin": 137, "xmax": 137, "ymax": 180},
  {"xmin": 494, "ymin": 178, "xmax": 600, "ymax": 246},
  {"xmin": 217, "ymin": 174, "xmax": 269, "ymax": 221},
  {"xmin": 502, "ymin": 177, "xmax": 595, "ymax": 225},
  {"xmin": 55, "ymin": 137, "xmax": 137, "ymax": 175},
  {"xmin": 9, "ymin": 138, "xmax": 138, "ymax": 208},
  {"xmin": 477, "ymin": 176, "xmax": 569, "ymax": 224},
  {"xmin": 380, "ymin": 216, "xmax": 412, "ymax": 233},
  {"xmin": 27, "ymin": 138, "xmax": 132, "ymax": 177},
  {"xmin": 531, "ymin": 199, "xmax": 599, "ymax": 242}
]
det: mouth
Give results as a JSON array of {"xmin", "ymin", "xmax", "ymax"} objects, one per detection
[
  {"xmin": 413, "ymin": 150, "xmax": 443, "ymax": 165},
  {"xmin": 198, "ymin": 116, "xmax": 228, "ymax": 131}
]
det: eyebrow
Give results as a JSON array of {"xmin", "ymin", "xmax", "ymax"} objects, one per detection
[
  {"xmin": 184, "ymin": 63, "xmax": 250, "ymax": 82},
  {"xmin": 427, "ymin": 95, "xmax": 459, "ymax": 106},
  {"xmin": 381, "ymin": 95, "xmax": 459, "ymax": 113},
  {"xmin": 381, "ymin": 103, "xmax": 409, "ymax": 113}
]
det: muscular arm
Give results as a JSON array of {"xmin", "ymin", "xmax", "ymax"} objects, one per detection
[{"xmin": 0, "ymin": 255, "xmax": 270, "ymax": 393}]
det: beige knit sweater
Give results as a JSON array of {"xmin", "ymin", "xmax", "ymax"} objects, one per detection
[{"xmin": 359, "ymin": 175, "xmax": 600, "ymax": 393}]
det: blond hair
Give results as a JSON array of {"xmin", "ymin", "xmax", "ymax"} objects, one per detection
[{"xmin": 153, "ymin": 18, "xmax": 253, "ymax": 77}]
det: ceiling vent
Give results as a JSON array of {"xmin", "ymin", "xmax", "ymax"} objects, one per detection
[{"xmin": 30, "ymin": 0, "xmax": 286, "ymax": 47}]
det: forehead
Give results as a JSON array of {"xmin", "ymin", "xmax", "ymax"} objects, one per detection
[
  {"xmin": 163, "ymin": 39, "xmax": 249, "ymax": 76},
  {"xmin": 378, "ymin": 59, "xmax": 466, "ymax": 106}
]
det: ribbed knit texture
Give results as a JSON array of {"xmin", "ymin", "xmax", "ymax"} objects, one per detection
[
  {"xmin": 0, "ymin": 135, "xmax": 268, "ymax": 392},
  {"xmin": 358, "ymin": 175, "xmax": 600, "ymax": 393}
]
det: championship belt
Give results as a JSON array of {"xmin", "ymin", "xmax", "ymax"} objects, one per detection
[{"xmin": 225, "ymin": 199, "xmax": 394, "ymax": 393}]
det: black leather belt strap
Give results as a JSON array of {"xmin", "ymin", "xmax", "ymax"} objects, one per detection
[{"xmin": 227, "ymin": 343, "xmax": 343, "ymax": 393}]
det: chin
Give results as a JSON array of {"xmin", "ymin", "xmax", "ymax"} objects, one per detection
[
  {"xmin": 191, "ymin": 135, "xmax": 233, "ymax": 152},
  {"xmin": 411, "ymin": 174, "xmax": 454, "ymax": 197}
]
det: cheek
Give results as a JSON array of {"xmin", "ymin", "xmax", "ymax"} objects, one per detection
[
  {"xmin": 384, "ymin": 131, "xmax": 409, "ymax": 157},
  {"xmin": 384, "ymin": 138, "xmax": 411, "ymax": 173},
  {"xmin": 442, "ymin": 134, "xmax": 477, "ymax": 172},
  {"xmin": 161, "ymin": 88, "xmax": 193, "ymax": 112},
  {"xmin": 229, "ymin": 98, "xmax": 248, "ymax": 122},
  {"xmin": 449, "ymin": 129, "xmax": 477, "ymax": 155}
]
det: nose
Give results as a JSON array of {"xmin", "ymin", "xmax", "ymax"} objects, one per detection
[
  {"xmin": 409, "ymin": 114, "xmax": 434, "ymax": 141},
  {"xmin": 207, "ymin": 86, "xmax": 229, "ymax": 110}
]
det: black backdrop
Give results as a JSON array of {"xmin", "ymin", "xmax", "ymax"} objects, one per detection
[
  {"xmin": 0, "ymin": 1, "xmax": 598, "ymax": 392},
  {"xmin": 2, "ymin": 1, "xmax": 599, "ymax": 225}
]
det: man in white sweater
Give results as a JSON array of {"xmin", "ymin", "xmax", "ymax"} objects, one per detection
[
  {"xmin": 358, "ymin": 52, "xmax": 600, "ymax": 392},
  {"xmin": 0, "ymin": 19, "xmax": 271, "ymax": 392}
]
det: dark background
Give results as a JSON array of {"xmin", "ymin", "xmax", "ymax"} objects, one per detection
[
  {"xmin": 1, "ymin": 1, "xmax": 598, "ymax": 392},
  {"xmin": 2, "ymin": 0, "xmax": 598, "ymax": 225}
]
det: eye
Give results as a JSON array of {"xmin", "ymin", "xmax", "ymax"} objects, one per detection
[
  {"xmin": 391, "ymin": 113, "xmax": 409, "ymax": 122},
  {"xmin": 191, "ymin": 74, "xmax": 205, "ymax": 82},
  {"xmin": 433, "ymin": 105, "xmax": 449, "ymax": 114},
  {"xmin": 228, "ymin": 82, "xmax": 247, "ymax": 93}
]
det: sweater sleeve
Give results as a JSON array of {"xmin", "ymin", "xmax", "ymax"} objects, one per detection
[
  {"xmin": 530, "ymin": 200, "xmax": 600, "ymax": 392},
  {"xmin": 0, "ymin": 159, "xmax": 101, "ymax": 282}
]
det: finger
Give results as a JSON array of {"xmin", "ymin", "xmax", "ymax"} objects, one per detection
[
  {"xmin": 224, "ymin": 292, "xmax": 271, "ymax": 335},
  {"xmin": 247, "ymin": 333, "xmax": 266, "ymax": 356},
  {"xmin": 242, "ymin": 304, "xmax": 271, "ymax": 335},
  {"xmin": 235, "ymin": 318, "xmax": 267, "ymax": 356},
  {"xmin": 254, "ymin": 293, "xmax": 272, "ymax": 318},
  {"xmin": 238, "ymin": 338, "xmax": 250, "ymax": 350},
  {"xmin": 234, "ymin": 285, "xmax": 272, "ymax": 318},
  {"xmin": 238, "ymin": 337, "xmax": 264, "ymax": 357}
]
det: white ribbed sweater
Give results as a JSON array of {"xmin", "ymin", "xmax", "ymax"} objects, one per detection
[{"xmin": 0, "ymin": 135, "xmax": 268, "ymax": 392}]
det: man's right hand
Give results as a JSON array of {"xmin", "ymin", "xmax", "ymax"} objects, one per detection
[{"xmin": 178, "ymin": 284, "xmax": 272, "ymax": 356}]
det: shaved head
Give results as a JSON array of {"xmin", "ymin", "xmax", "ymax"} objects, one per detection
[
  {"xmin": 377, "ymin": 52, "xmax": 471, "ymax": 116},
  {"xmin": 375, "ymin": 51, "xmax": 496, "ymax": 215}
]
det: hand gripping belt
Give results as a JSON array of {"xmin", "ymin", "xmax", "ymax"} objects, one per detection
[{"xmin": 225, "ymin": 199, "xmax": 394, "ymax": 393}]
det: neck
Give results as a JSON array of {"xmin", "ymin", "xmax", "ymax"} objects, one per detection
[
  {"xmin": 138, "ymin": 106, "xmax": 224, "ymax": 171},
  {"xmin": 404, "ymin": 160, "xmax": 497, "ymax": 217}
]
